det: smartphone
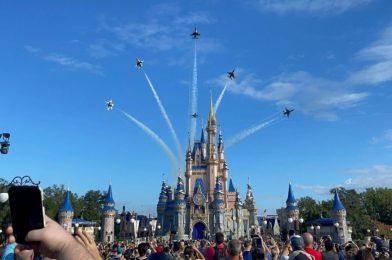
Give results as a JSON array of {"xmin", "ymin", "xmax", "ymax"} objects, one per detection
[
  {"xmin": 8, "ymin": 185, "xmax": 45, "ymax": 244},
  {"xmin": 256, "ymin": 238, "xmax": 262, "ymax": 247}
]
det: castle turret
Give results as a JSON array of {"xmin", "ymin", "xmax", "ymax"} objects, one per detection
[
  {"xmin": 211, "ymin": 177, "xmax": 225, "ymax": 234},
  {"xmin": 185, "ymin": 139, "xmax": 193, "ymax": 196},
  {"xmin": 101, "ymin": 185, "xmax": 116, "ymax": 243},
  {"xmin": 173, "ymin": 176, "xmax": 187, "ymax": 240},
  {"xmin": 58, "ymin": 190, "xmax": 74, "ymax": 233},
  {"xmin": 201, "ymin": 128, "xmax": 207, "ymax": 157},
  {"xmin": 234, "ymin": 191, "xmax": 244, "ymax": 238},
  {"xmin": 218, "ymin": 130, "xmax": 224, "ymax": 161},
  {"xmin": 285, "ymin": 183, "xmax": 299, "ymax": 233},
  {"xmin": 206, "ymin": 97, "xmax": 217, "ymax": 161},
  {"xmin": 331, "ymin": 189, "xmax": 351, "ymax": 243},
  {"xmin": 157, "ymin": 181, "xmax": 167, "ymax": 234},
  {"xmin": 245, "ymin": 184, "xmax": 257, "ymax": 227}
]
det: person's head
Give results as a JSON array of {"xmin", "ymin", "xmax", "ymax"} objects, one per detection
[
  {"xmin": 355, "ymin": 248, "xmax": 375, "ymax": 260},
  {"xmin": 138, "ymin": 242, "xmax": 150, "ymax": 257},
  {"xmin": 173, "ymin": 241, "xmax": 182, "ymax": 253},
  {"xmin": 215, "ymin": 232, "xmax": 225, "ymax": 245},
  {"xmin": 302, "ymin": 233, "xmax": 314, "ymax": 248},
  {"xmin": 7, "ymin": 235, "xmax": 15, "ymax": 244},
  {"xmin": 163, "ymin": 246, "xmax": 170, "ymax": 253},
  {"xmin": 228, "ymin": 239, "xmax": 242, "ymax": 257},
  {"xmin": 290, "ymin": 235, "xmax": 304, "ymax": 251},
  {"xmin": 324, "ymin": 239, "xmax": 334, "ymax": 252},
  {"xmin": 183, "ymin": 245, "xmax": 195, "ymax": 260},
  {"xmin": 244, "ymin": 241, "xmax": 252, "ymax": 251},
  {"xmin": 5, "ymin": 225, "xmax": 13, "ymax": 236}
]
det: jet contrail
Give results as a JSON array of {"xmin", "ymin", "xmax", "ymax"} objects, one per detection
[
  {"xmin": 190, "ymin": 42, "xmax": 198, "ymax": 146},
  {"xmin": 143, "ymin": 70, "xmax": 183, "ymax": 161},
  {"xmin": 119, "ymin": 109, "xmax": 178, "ymax": 175},
  {"xmin": 226, "ymin": 117, "xmax": 282, "ymax": 149},
  {"xmin": 214, "ymin": 81, "xmax": 229, "ymax": 114}
]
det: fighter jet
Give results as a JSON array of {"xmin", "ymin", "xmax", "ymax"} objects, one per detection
[
  {"xmin": 0, "ymin": 133, "xmax": 10, "ymax": 155},
  {"xmin": 191, "ymin": 27, "xmax": 200, "ymax": 39},
  {"xmin": 106, "ymin": 100, "xmax": 114, "ymax": 111},
  {"xmin": 227, "ymin": 69, "xmax": 235, "ymax": 80},
  {"xmin": 283, "ymin": 108, "xmax": 294, "ymax": 118},
  {"xmin": 191, "ymin": 113, "xmax": 198, "ymax": 118},
  {"xmin": 136, "ymin": 58, "xmax": 144, "ymax": 69}
]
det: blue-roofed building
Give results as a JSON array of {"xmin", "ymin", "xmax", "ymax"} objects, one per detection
[
  {"xmin": 101, "ymin": 184, "xmax": 116, "ymax": 243},
  {"xmin": 156, "ymin": 99, "xmax": 258, "ymax": 240},
  {"xmin": 58, "ymin": 190, "xmax": 74, "ymax": 233},
  {"xmin": 306, "ymin": 189, "xmax": 352, "ymax": 244}
]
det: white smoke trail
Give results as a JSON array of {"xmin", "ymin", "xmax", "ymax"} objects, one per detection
[
  {"xmin": 190, "ymin": 42, "xmax": 198, "ymax": 146},
  {"xmin": 119, "ymin": 109, "xmax": 178, "ymax": 175},
  {"xmin": 226, "ymin": 117, "xmax": 282, "ymax": 149},
  {"xmin": 214, "ymin": 81, "xmax": 228, "ymax": 114},
  {"xmin": 143, "ymin": 71, "xmax": 183, "ymax": 161}
]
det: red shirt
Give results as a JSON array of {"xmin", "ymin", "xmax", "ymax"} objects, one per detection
[
  {"xmin": 205, "ymin": 243, "xmax": 228, "ymax": 260},
  {"xmin": 305, "ymin": 247, "xmax": 322, "ymax": 260}
]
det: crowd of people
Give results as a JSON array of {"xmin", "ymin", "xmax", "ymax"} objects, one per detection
[{"xmin": 0, "ymin": 215, "xmax": 391, "ymax": 260}]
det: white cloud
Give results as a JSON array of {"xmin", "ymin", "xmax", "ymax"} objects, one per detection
[
  {"xmin": 45, "ymin": 54, "xmax": 102, "ymax": 75},
  {"xmin": 24, "ymin": 45, "xmax": 102, "ymax": 75},
  {"xmin": 256, "ymin": 0, "xmax": 373, "ymax": 14},
  {"xmin": 209, "ymin": 69, "xmax": 368, "ymax": 121},
  {"xmin": 24, "ymin": 45, "xmax": 40, "ymax": 54},
  {"xmin": 349, "ymin": 24, "xmax": 392, "ymax": 85},
  {"xmin": 96, "ymin": 5, "xmax": 218, "ymax": 56},
  {"xmin": 294, "ymin": 184, "xmax": 333, "ymax": 195},
  {"xmin": 345, "ymin": 165, "xmax": 392, "ymax": 189}
]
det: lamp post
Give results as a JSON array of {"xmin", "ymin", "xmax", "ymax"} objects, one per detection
[
  {"xmin": 0, "ymin": 133, "xmax": 10, "ymax": 155},
  {"xmin": 299, "ymin": 218, "xmax": 304, "ymax": 234}
]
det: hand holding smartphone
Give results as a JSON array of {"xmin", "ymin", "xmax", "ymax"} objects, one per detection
[{"xmin": 8, "ymin": 185, "xmax": 45, "ymax": 244}]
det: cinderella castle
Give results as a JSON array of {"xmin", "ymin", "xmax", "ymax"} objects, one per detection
[{"xmin": 156, "ymin": 99, "xmax": 258, "ymax": 240}]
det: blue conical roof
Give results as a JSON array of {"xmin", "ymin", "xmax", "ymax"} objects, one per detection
[
  {"xmin": 59, "ymin": 190, "xmax": 73, "ymax": 212},
  {"xmin": 104, "ymin": 185, "xmax": 115, "ymax": 204},
  {"xmin": 201, "ymin": 128, "xmax": 205, "ymax": 143},
  {"xmin": 176, "ymin": 176, "xmax": 185, "ymax": 192},
  {"xmin": 332, "ymin": 189, "xmax": 345, "ymax": 211},
  {"xmin": 286, "ymin": 183, "xmax": 297, "ymax": 204},
  {"xmin": 228, "ymin": 178, "xmax": 236, "ymax": 192}
]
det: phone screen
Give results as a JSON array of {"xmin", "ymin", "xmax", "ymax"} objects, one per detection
[{"xmin": 8, "ymin": 186, "xmax": 45, "ymax": 244}]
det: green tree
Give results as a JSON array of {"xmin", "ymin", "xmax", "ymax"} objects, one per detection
[
  {"xmin": 78, "ymin": 190, "xmax": 105, "ymax": 222},
  {"xmin": 0, "ymin": 178, "xmax": 11, "ymax": 230}
]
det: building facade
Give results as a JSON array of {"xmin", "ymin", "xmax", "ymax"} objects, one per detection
[
  {"xmin": 306, "ymin": 189, "xmax": 352, "ymax": 244},
  {"xmin": 156, "ymin": 99, "xmax": 258, "ymax": 240}
]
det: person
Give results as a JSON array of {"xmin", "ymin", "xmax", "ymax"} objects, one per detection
[
  {"xmin": 74, "ymin": 229, "xmax": 102, "ymax": 260},
  {"xmin": 227, "ymin": 239, "xmax": 242, "ymax": 260},
  {"xmin": 183, "ymin": 244, "xmax": 205, "ymax": 260},
  {"xmin": 355, "ymin": 248, "xmax": 374, "ymax": 260},
  {"xmin": 137, "ymin": 243, "xmax": 150, "ymax": 260},
  {"xmin": 2, "ymin": 234, "xmax": 17, "ymax": 260},
  {"xmin": 242, "ymin": 241, "xmax": 252, "ymax": 260},
  {"xmin": 288, "ymin": 235, "xmax": 314, "ymax": 260},
  {"xmin": 321, "ymin": 240, "xmax": 338, "ymax": 260},
  {"xmin": 172, "ymin": 241, "xmax": 184, "ymax": 260},
  {"xmin": 13, "ymin": 215, "xmax": 96, "ymax": 260},
  {"xmin": 205, "ymin": 232, "xmax": 228, "ymax": 260},
  {"xmin": 302, "ymin": 233, "xmax": 321, "ymax": 260}
]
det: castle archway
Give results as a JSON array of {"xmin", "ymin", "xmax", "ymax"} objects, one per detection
[{"xmin": 192, "ymin": 222, "xmax": 206, "ymax": 240}]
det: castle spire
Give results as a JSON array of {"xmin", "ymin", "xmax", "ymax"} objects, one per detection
[
  {"xmin": 59, "ymin": 190, "xmax": 73, "ymax": 212},
  {"xmin": 332, "ymin": 188, "xmax": 345, "ymax": 211},
  {"xmin": 208, "ymin": 95, "xmax": 216, "ymax": 126},
  {"xmin": 286, "ymin": 182, "xmax": 297, "ymax": 207}
]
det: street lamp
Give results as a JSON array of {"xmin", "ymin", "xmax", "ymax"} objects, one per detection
[
  {"xmin": 0, "ymin": 193, "xmax": 8, "ymax": 203},
  {"xmin": 288, "ymin": 218, "xmax": 294, "ymax": 223},
  {"xmin": 0, "ymin": 133, "xmax": 10, "ymax": 154},
  {"xmin": 116, "ymin": 218, "xmax": 121, "ymax": 225}
]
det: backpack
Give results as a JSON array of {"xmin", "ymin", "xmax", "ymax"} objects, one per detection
[{"xmin": 213, "ymin": 245, "xmax": 228, "ymax": 260}]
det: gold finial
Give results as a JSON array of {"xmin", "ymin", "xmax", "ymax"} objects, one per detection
[{"xmin": 208, "ymin": 95, "xmax": 216, "ymax": 125}]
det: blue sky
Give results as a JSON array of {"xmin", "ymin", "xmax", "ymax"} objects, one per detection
[{"xmin": 1, "ymin": 0, "xmax": 392, "ymax": 215}]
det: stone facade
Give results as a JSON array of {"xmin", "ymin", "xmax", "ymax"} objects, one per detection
[{"xmin": 157, "ymin": 99, "xmax": 258, "ymax": 240}]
